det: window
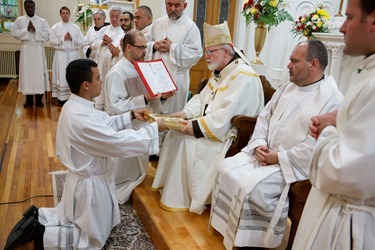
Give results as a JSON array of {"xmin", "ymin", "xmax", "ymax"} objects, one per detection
[{"xmin": 0, "ymin": 0, "xmax": 20, "ymax": 33}]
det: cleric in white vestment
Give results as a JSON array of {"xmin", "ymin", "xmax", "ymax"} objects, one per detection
[
  {"xmin": 11, "ymin": 0, "xmax": 51, "ymax": 107},
  {"xmin": 145, "ymin": 0, "xmax": 202, "ymax": 114},
  {"xmin": 91, "ymin": 6, "xmax": 124, "ymax": 111},
  {"xmin": 83, "ymin": 10, "xmax": 108, "ymax": 60},
  {"xmin": 50, "ymin": 6, "xmax": 86, "ymax": 104},
  {"xmin": 293, "ymin": 0, "xmax": 375, "ymax": 249},
  {"xmin": 134, "ymin": 5, "xmax": 153, "ymax": 39},
  {"xmin": 105, "ymin": 31, "xmax": 169, "ymax": 204},
  {"xmin": 151, "ymin": 21, "xmax": 264, "ymax": 214},
  {"xmin": 210, "ymin": 40, "xmax": 344, "ymax": 249}
]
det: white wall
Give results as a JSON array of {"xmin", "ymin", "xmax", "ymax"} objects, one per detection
[
  {"xmin": 30, "ymin": 0, "xmax": 193, "ymax": 30},
  {"xmin": 34, "ymin": 0, "xmax": 90, "ymax": 26},
  {"xmin": 139, "ymin": 0, "xmax": 194, "ymax": 21},
  {"xmin": 234, "ymin": 0, "xmax": 348, "ymax": 88},
  {"xmin": 139, "ymin": 0, "xmax": 162, "ymax": 21},
  {"xmin": 25, "ymin": 0, "xmax": 349, "ymax": 89}
]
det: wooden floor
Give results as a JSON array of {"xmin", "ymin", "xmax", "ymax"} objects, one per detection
[
  {"xmin": 132, "ymin": 164, "xmax": 225, "ymax": 250},
  {"xmin": 0, "ymin": 79, "xmax": 226, "ymax": 249},
  {"xmin": 0, "ymin": 79, "xmax": 66, "ymax": 249}
]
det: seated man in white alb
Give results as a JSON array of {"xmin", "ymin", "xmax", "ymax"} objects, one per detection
[
  {"xmin": 151, "ymin": 21, "xmax": 264, "ymax": 214},
  {"xmin": 210, "ymin": 40, "xmax": 344, "ymax": 249}
]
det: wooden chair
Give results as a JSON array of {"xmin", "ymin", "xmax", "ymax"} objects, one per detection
[{"xmin": 198, "ymin": 75, "xmax": 311, "ymax": 249}]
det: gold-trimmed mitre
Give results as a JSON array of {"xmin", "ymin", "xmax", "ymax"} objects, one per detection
[{"xmin": 203, "ymin": 21, "xmax": 233, "ymax": 48}]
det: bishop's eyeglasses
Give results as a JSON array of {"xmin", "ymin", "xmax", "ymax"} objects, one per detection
[{"xmin": 205, "ymin": 48, "xmax": 225, "ymax": 56}]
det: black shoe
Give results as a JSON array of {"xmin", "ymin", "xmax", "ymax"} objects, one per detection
[
  {"xmin": 149, "ymin": 155, "xmax": 159, "ymax": 161},
  {"xmin": 33, "ymin": 219, "xmax": 45, "ymax": 250},
  {"xmin": 23, "ymin": 101, "xmax": 34, "ymax": 108},
  {"xmin": 5, "ymin": 216, "xmax": 44, "ymax": 250},
  {"xmin": 36, "ymin": 102, "xmax": 44, "ymax": 107},
  {"xmin": 57, "ymin": 100, "xmax": 66, "ymax": 107},
  {"xmin": 7, "ymin": 205, "xmax": 38, "ymax": 238}
]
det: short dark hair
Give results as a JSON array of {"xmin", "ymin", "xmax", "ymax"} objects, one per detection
[
  {"xmin": 24, "ymin": 0, "xmax": 35, "ymax": 6},
  {"xmin": 60, "ymin": 6, "xmax": 70, "ymax": 14},
  {"xmin": 137, "ymin": 5, "xmax": 153, "ymax": 19},
  {"xmin": 361, "ymin": 0, "xmax": 375, "ymax": 16},
  {"xmin": 66, "ymin": 59, "xmax": 97, "ymax": 95},
  {"xmin": 122, "ymin": 30, "xmax": 142, "ymax": 49},
  {"xmin": 122, "ymin": 11, "xmax": 134, "ymax": 21},
  {"xmin": 306, "ymin": 39, "xmax": 328, "ymax": 70}
]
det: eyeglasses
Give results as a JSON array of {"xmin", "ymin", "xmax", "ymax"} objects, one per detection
[
  {"xmin": 205, "ymin": 48, "xmax": 225, "ymax": 56},
  {"xmin": 130, "ymin": 44, "xmax": 147, "ymax": 50}
]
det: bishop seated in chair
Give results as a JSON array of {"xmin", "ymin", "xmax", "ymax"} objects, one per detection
[{"xmin": 151, "ymin": 21, "xmax": 264, "ymax": 214}]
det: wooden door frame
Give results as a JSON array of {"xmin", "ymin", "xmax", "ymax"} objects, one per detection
[{"xmin": 189, "ymin": 0, "xmax": 237, "ymax": 93}]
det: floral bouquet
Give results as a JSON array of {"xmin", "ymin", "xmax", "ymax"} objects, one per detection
[
  {"xmin": 291, "ymin": 5, "xmax": 332, "ymax": 39},
  {"xmin": 242, "ymin": 0, "xmax": 293, "ymax": 31},
  {"xmin": 74, "ymin": 2, "xmax": 92, "ymax": 24}
]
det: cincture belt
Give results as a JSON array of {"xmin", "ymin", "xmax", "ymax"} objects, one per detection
[
  {"xmin": 329, "ymin": 194, "xmax": 375, "ymax": 247},
  {"xmin": 69, "ymin": 169, "xmax": 112, "ymax": 180}
]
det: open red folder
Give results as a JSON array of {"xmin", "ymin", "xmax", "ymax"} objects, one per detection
[{"xmin": 134, "ymin": 59, "xmax": 178, "ymax": 97}]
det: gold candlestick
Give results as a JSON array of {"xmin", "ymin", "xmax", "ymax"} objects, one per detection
[{"xmin": 335, "ymin": 0, "xmax": 344, "ymax": 17}]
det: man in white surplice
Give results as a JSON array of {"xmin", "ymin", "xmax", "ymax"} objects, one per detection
[
  {"xmin": 151, "ymin": 21, "xmax": 264, "ymax": 214},
  {"xmin": 134, "ymin": 5, "xmax": 153, "ymax": 38},
  {"xmin": 210, "ymin": 40, "xmax": 344, "ymax": 249},
  {"xmin": 105, "ymin": 30, "xmax": 173, "ymax": 204},
  {"xmin": 5, "ymin": 59, "xmax": 167, "ymax": 250},
  {"xmin": 91, "ymin": 6, "xmax": 124, "ymax": 110},
  {"xmin": 145, "ymin": 0, "xmax": 202, "ymax": 114},
  {"xmin": 11, "ymin": 0, "xmax": 51, "ymax": 108},
  {"xmin": 293, "ymin": 0, "xmax": 375, "ymax": 249},
  {"xmin": 50, "ymin": 6, "xmax": 86, "ymax": 105},
  {"xmin": 83, "ymin": 10, "xmax": 108, "ymax": 60}
]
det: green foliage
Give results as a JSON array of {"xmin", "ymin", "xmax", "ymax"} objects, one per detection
[
  {"xmin": 242, "ymin": 0, "xmax": 293, "ymax": 31},
  {"xmin": 74, "ymin": 2, "xmax": 92, "ymax": 24}
]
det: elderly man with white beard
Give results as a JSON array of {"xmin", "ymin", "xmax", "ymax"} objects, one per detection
[{"xmin": 151, "ymin": 21, "xmax": 264, "ymax": 214}]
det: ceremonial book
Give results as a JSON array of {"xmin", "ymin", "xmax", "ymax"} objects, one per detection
[
  {"xmin": 134, "ymin": 59, "xmax": 178, "ymax": 97},
  {"xmin": 143, "ymin": 113, "xmax": 186, "ymax": 130}
]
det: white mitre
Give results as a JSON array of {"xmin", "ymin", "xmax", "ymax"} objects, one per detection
[{"xmin": 203, "ymin": 21, "xmax": 250, "ymax": 65}]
